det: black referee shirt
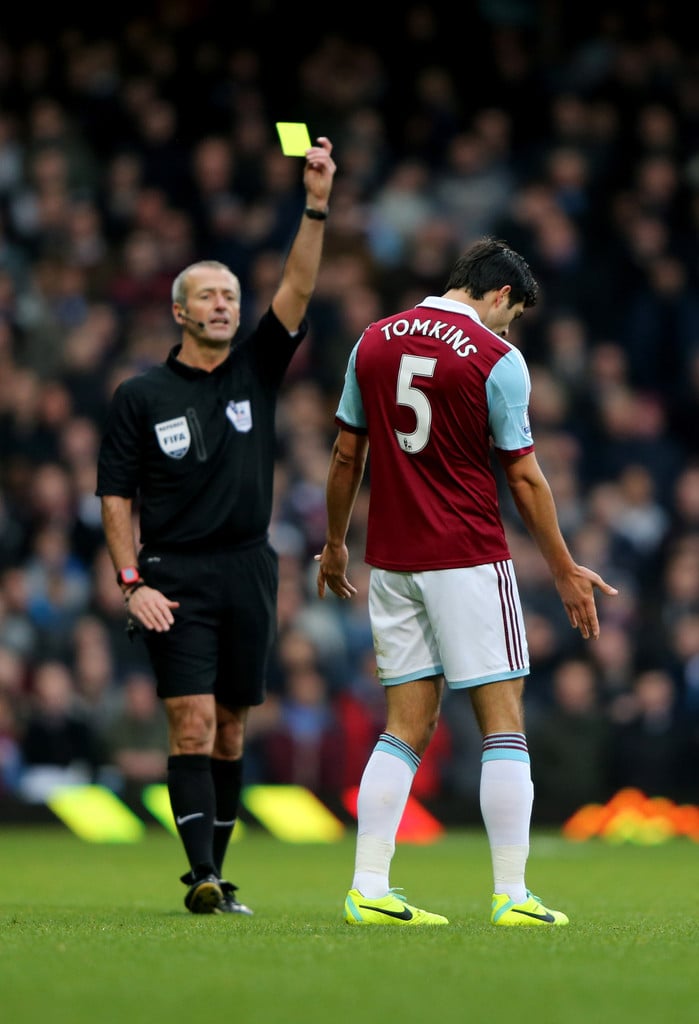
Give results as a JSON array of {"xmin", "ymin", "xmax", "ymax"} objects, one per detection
[{"xmin": 96, "ymin": 309, "xmax": 306, "ymax": 550}]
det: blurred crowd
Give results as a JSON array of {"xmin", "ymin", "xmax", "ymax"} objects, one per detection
[{"xmin": 1, "ymin": 2, "xmax": 698, "ymax": 822}]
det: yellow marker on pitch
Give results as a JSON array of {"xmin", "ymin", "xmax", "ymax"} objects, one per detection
[
  {"xmin": 141, "ymin": 783, "xmax": 178, "ymax": 835},
  {"xmin": 275, "ymin": 122, "xmax": 312, "ymax": 156},
  {"xmin": 242, "ymin": 784, "xmax": 344, "ymax": 842},
  {"xmin": 48, "ymin": 784, "xmax": 145, "ymax": 843}
]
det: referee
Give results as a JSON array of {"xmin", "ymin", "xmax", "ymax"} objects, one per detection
[{"xmin": 96, "ymin": 137, "xmax": 336, "ymax": 914}]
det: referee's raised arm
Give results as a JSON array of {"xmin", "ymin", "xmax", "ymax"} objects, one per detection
[{"xmin": 271, "ymin": 136, "xmax": 336, "ymax": 333}]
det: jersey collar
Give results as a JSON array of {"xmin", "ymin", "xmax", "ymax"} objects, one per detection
[
  {"xmin": 166, "ymin": 344, "xmax": 233, "ymax": 379},
  {"xmin": 415, "ymin": 295, "xmax": 484, "ymax": 324}
]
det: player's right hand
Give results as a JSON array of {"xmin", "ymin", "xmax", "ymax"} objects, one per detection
[{"xmin": 315, "ymin": 546, "xmax": 357, "ymax": 600}]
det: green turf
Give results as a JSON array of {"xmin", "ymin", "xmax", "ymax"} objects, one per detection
[{"xmin": 2, "ymin": 825, "xmax": 697, "ymax": 1024}]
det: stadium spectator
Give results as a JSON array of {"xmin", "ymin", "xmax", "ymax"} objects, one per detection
[
  {"xmin": 259, "ymin": 651, "xmax": 346, "ymax": 795},
  {"xmin": 528, "ymin": 657, "xmax": 613, "ymax": 822},
  {"xmin": 608, "ymin": 667, "xmax": 695, "ymax": 800},
  {"xmin": 17, "ymin": 659, "xmax": 104, "ymax": 802},
  {"xmin": 100, "ymin": 670, "xmax": 169, "ymax": 799},
  {"xmin": 0, "ymin": 692, "xmax": 22, "ymax": 794}
]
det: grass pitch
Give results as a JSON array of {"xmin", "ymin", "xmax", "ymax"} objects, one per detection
[{"xmin": 2, "ymin": 825, "xmax": 697, "ymax": 1024}]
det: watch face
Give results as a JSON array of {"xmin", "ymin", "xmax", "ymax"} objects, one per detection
[{"xmin": 120, "ymin": 568, "xmax": 139, "ymax": 584}]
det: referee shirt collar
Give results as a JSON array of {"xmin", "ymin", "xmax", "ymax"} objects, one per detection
[{"xmin": 166, "ymin": 344, "xmax": 233, "ymax": 379}]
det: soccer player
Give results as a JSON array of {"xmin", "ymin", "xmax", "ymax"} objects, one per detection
[{"xmin": 316, "ymin": 237, "xmax": 617, "ymax": 926}]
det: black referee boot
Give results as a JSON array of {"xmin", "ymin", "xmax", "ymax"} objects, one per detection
[
  {"xmin": 181, "ymin": 870, "xmax": 224, "ymax": 914},
  {"xmin": 219, "ymin": 880, "xmax": 253, "ymax": 916}
]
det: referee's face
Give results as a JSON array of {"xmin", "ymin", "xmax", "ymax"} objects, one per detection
[{"xmin": 176, "ymin": 267, "xmax": 241, "ymax": 346}]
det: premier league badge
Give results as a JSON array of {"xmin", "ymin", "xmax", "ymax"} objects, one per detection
[{"xmin": 226, "ymin": 400, "xmax": 252, "ymax": 433}]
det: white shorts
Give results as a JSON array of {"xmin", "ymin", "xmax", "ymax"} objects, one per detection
[{"xmin": 368, "ymin": 561, "xmax": 529, "ymax": 688}]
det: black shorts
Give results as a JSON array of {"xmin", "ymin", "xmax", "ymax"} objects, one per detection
[{"xmin": 138, "ymin": 539, "xmax": 279, "ymax": 707}]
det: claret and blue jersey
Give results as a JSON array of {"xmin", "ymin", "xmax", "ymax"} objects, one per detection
[{"xmin": 335, "ymin": 295, "xmax": 535, "ymax": 572}]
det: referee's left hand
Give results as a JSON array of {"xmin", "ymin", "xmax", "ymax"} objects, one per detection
[{"xmin": 125, "ymin": 585, "xmax": 180, "ymax": 632}]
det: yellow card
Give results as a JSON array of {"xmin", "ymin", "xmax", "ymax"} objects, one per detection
[{"xmin": 275, "ymin": 121, "xmax": 312, "ymax": 156}]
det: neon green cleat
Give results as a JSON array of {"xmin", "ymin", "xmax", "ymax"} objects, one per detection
[
  {"xmin": 344, "ymin": 888, "xmax": 449, "ymax": 926},
  {"xmin": 491, "ymin": 890, "xmax": 569, "ymax": 926}
]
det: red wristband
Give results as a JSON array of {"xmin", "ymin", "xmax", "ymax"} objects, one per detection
[{"xmin": 116, "ymin": 566, "xmax": 142, "ymax": 589}]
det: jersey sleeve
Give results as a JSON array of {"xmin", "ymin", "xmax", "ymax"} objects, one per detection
[
  {"xmin": 335, "ymin": 341, "xmax": 367, "ymax": 430},
  {"xmin": 485, "ymin": 346, "xmax": 534, "ymax": 453},
  {"xmin": 95, "ymin": 381, "xmax": 144, "ymax": 497}
]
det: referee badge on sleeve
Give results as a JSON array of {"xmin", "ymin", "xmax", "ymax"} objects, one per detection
[
  {"xmin": 155, "ymin": 416, "xmax": 191, "ymax": 458},
  {"xmin": 226, "ymin": 400, "xmax": 252, "ymax": 433}
]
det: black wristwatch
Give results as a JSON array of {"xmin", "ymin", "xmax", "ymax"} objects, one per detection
[{"xmin": 116, "ymin": 566, "xmax": 143, "ymax": 589}]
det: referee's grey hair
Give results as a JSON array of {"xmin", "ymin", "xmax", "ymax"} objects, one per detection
[{"xmin": 171, "ymin": 261, "xmax": 240, "ymax": 304}]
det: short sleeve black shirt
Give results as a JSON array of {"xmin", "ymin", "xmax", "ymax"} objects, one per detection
[{"xmin": 96, "ymin": 309, "xmax": 305, "ymax": 549}]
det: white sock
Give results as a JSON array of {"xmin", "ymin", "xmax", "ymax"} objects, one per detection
[
  {"xmin": 480, "ymin": 756, "xmax": 533, "ymax": 904},
  {"xmin": 352, "ymin": 747, "xmax": 416, "ymax": 898}
]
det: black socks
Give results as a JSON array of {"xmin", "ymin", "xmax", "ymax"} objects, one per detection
[
  {"xmin": 168, "ymin": 754, "xmax": 244, "ymax": 880},
  {"xmin": 167, "ymin": 753, "xmax": 217, "ymax": 879},
  {"xmin": 211, "ymin": 757, "xmax": 243, "ymax": 877}
]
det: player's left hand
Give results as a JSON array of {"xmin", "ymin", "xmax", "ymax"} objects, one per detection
[{"xmin": 554, "ymin": 564, "xmax": 618, "ymax": 640}]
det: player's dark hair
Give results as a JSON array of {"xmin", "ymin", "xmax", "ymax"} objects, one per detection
[{"xmin": 445, "ymin": 237, "xmax": 539, "ymax": 308}]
